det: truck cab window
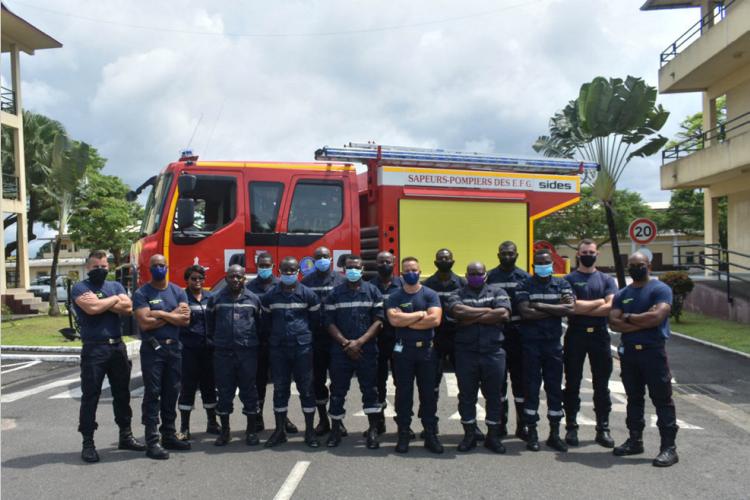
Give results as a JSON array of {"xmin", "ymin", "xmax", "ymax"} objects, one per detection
[
  {"xmin": 250, "ymin": 182, "xmax": 283, "ymax": 233},
  {"xmin": 287, "ymin": 181, "xmax": 343, "ymax": 233},
  {"xmin": 173, "ymin": 175, "xmax": 237, "ymax": 243},
  {"xmin": 140, "ymin": 173, "xmax": 173, "ymax": 236}
]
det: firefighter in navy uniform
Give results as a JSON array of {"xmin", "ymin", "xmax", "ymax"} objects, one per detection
[
  {"xmin": 609, "ymin": 252, "xmax": 678, "ymax": 467},
  {"xmin": 301, "ymin": 246, "xmax": 346, "ymax": 437},
  {"xmin": 262, "ymin": 257, "xmax": 321, "ymax": 448},
  {"xmin": 72, "ymin": 250, "xmax": 145, "ymax": 463},
  {"xmin": 562, "ymin": 240, "xmax": 618, "ymax": 448},
  {"xmin": 422, "ymin": 248, "xmax": 466, "ymax": 437},
  {"xmin": 177, "ymin": 265, "xmax": 219, "ymax": 441},
  {"xmin": 246, "ymin": 252, "xmax": 298, "ymax": 435},
  {"xmin": 486, "ymin": 240, "xmax": 531, "ymax": 440},
  {"xmin": 515, "ymin": 249, "xmax": 575, "ymax": 452},
  {"xmin": 446, "ymin": 261, "xmax": 511, "ymax": 454},
  {"xmin": 324, "ymin": 255, "xmax": 384, "ymax": 449}
]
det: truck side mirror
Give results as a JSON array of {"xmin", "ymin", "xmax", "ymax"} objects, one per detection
[
  {"xmin": 176, "ymin": 198, "xmax": 195, "ymax": 229},
  {"xmin": 177, "ymin": 174, "xmax": 197, "ymax": 197}
]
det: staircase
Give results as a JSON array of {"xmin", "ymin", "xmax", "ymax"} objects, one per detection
[{"xmin": 1, "ymin": 289, "xmax": 45, "ymax": 315}]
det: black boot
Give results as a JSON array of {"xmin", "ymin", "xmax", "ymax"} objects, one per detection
[
  {"xmin": 145, "ymin": 425, "xmax": 169, "ymax": 460},
  {"xmin": 364, "ymin": 408, "xmax": 387, "ymax": 437},
  {"xmin": 546, "ymin": 422, "xmax": 568, "ymax": 452},
  {"xmin": 474, "ymin": 424, "xmax": 486, "ymax": 442},
  {"xmin": 595, "ymin": 416, "xmax": 615, "ymax": 448},
  {"xmin": 484, "ymin": 424, "xmax": 506, "ymax": 454},
  {"xmin": 245, "ymin": 414, "xmax": 259, "ymax": 446},
  {"xmin": 565, "ymin": 419, "xmax": 579, "ymax": 447},
  {"xmin": 314, "ymin": 404, "xmax": 331, "ymax": 436},
  {"xmin": 514, "ymin": 403, "xmax": 529, "ymax": 441},
  {"xmin": 264, "ymin": 412, "xmax": 288, "ymax": 448},
  {"xmin": 365, "ymin": 414, "xmax": 380, "ymax": 450},
  {"xmin": 285, "ymin": 416, "xmax": 299, "ymax": 434},
  {"xmin": 526, "ymin": 425, "xmax": 540, "ymax": 452},
  {"xmin": 613, "ymin": 430, "xmax": 644, "ymax": 456},
  {"xmin": 179, "ymin": 410, "xmax": 191, "ymax": 441},
  {"xmin": 162, "ymin": 430, "xmax": 192, "ymax": 450},
  {"xmin": 255, "ymin": 402, "xmax": 265, "ymax": 432},
  {"xmin": 423, "ymin": 425, "xmax": 444, "ymax": 454},
  {"xmin": 395, "ymin": 427, "xmax": 410, "ymax": 454},
  {"xmin": 653, "ymin": 427, "xmax": 679, "ymax": 467},
  {"xmin": 206, "ymin": 408, "xmax": 221, "ymax": 435},
  {"xmin": 81, "ymin": 434, "xmax": 99, "ymax": 463},
  {"xmin": 118, "ymin": 426, "xmax": 146, "ymax": 451},
  {"xmin": 420, "ymin": 422, "xmax": 439, "ymax": 439},
  {"xmin": 215, "ymin": 414, "xmax": 231, "ymax": 446},
  {"xmin": 499, "ymin": 398, "xmax": 509, "ymax": 437},
  {"xmin": 457, "ymin": 423, "xmax": 478, "ymax": 452},
  {"xmin": 304, "ymin": 411, "xmax": 320, "ymax": 448},
  {"xmin": 327, "ymin": 419, "xmax": 343, "ymax": 448}
]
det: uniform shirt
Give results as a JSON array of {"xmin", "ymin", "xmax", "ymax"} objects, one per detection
[
  {"xmin": 324, "ymin": 281, "xmax": 384, "ymax": 353},
  {"xmin": 564, "ymin": 270, "xmax": 618, "ymax": 329},
  {"xmin": 385, "ymin": 286, "xmax": 442, "ymax": 346},
  {"xmin": 207, "ymin": 288, "xmax": 261, "ymax": 349},
  {"xmin": 133, "ymin": 282, "xmax": 188, "ymax": 341},
  {"xmin": 180, "ymin": 289, "xmax": 211, "ymax": 348},
  {"xmin": 486, "ymin": 265, "xmax": 530, "ymax": 323},
  {"xmin": 445, "ymin": 284, "xmax": 511, "ymax": 353},
  {"xmin": 302, "ymin": 270, "xmax": 346, "ymax": 339},
  {"xmin": 423, "ymin": 272, "xmax": 467, "ymax": 331},
  {"xmin": 368, "ymin": 275, "xmax": 404, "ymax": 340},
  {"xmin": 261, "ymin": 282, "xmax": 320, "ymax": 347},
  {"xmin": 72, "ymin": 279, "xmax": 126, "ymax": 342},
  {"xmin": 515, "ymin": 276, "xmax": 574, "ymax": 342},
  {"xmin": 613, "ymin": 279, "xmax": 673, "ymax": 347},
  {"xmin": 246, "ymin": 276, "xmax": 279, "ymax": 341}
]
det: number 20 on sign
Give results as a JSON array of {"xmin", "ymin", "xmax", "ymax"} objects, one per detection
[{"xmin": 629, "ymin": 218, "xmax": 657, "ymax": 245}]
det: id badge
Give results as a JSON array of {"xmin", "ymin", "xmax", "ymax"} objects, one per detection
[{"xmin": 394, "ymin": 342, "xmax": 404, "ymax": 353}]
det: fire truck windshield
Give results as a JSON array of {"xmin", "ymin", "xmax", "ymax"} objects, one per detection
[
  {"xmin": 172, "ymin": 174, "xmax": 237, "ymax": 243},
  {"xmin": 139, "ymin": 173, "xmax": 173, "ymax": 237}
]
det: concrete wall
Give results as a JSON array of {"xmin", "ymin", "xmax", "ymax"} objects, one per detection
[
  {"xmin": 555, "ymin": 234, "xmax": 702, "ymax": 269},
  {"xmin": 727, "ymin": 189, "xmax": 750, "ymax": 272},
  {"xmin": 684, "ymin": 282, "xmax": 750, "ymax": 323}
]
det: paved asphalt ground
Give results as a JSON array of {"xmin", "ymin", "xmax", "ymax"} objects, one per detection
[{"xmin": 2, "ymin": 336, "xmax": 750, "ymax": 500}]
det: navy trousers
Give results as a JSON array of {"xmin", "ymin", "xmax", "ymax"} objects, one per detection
[
  {"xmin": 313, "ymin": 335, "xmax": 331, "ymax": 406},
  {"xmin": 178, "ymin": 344, "xmax": 217, "ymax": 411},
  {"xmin": 522, "ymin": 338, "xmax": 564, "ymax": 425},
  {"xmin": 455, "ymin": 348, "xmax": 506, "ymax": 425},
  {"xmin": 78, "ymin": 342, "xmax": 133, "ymax": 435},
  {"xmin": 140, "ymin": 342, "xmax": 182, "ymax": 434},
  {"xmin": 328, "ymin": 348, "xmax": 379, "ymax": 419},
  {"xmin": 376, "ymin": 334, "xmax": 396, "ymax": 407},
  {"xmin": 563, "ymin": 326, "xmax": 612, "ymax": 421},
  {"xmin": 270, "ymin": 343, "xmax": 316, "ymax": 414},
  {"xmin": 500, "ymin": 328, "xmax": 525, "ymax": 423},
  {"xmin": 214, "ymin": 347, "xmax": 259, "ymax": 415},
  {"xmin": 393, "ymin": 344, "xmax": 438, "ymax": 428}
]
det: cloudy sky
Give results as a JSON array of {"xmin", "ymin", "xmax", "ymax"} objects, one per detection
[{"xmin": 6, "ymin": 0, "xmax": 703, "ymax": 236}]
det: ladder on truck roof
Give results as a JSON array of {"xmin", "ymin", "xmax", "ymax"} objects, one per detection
[{"xmin": 315, "ymin": 142, "xmax": 599, "ymax": 175}]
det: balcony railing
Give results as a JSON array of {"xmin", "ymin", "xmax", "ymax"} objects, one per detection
[
  {"xmin": 662, "ymin": 110, "xmax": 750, "ymax": 163},
  {"xmin": 1, "ymin": 86, "xmax": 16, "ymax": 114},
  {"xmin": 2, "ymin": 173, "xmax": 20, "ymax": 200},
  {"xmin": 660, "ymin": 0, "xmax": 735, "ymax": 67}
]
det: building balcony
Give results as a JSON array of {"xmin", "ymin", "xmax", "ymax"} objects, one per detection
[{"xmin": 657, "ymin": 0, "xmax": 750, "ymax": 93}]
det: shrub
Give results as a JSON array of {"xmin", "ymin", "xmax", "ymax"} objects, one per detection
[{"xmin": 660, "ymin": 271, "xmax": 694, "ymax": 322}]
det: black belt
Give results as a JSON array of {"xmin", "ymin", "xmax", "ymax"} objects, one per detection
[
  {"xmin": 623, "ymin": 342, "xmax": 664, "ymax": 352},
  {"xmin": 83, "ymin": 338, "xmax": 123, "ymax": 345},
  {"xmin": 568, "ymin": 325, "xmax": 608, "ymax": 334},
  {"xmin": 157, "ymin": 338, "xmax": 179, "ymax": 345},
  {"xmin": 400, "ymin": 340, "xmax": 433, "ymax": 348}
]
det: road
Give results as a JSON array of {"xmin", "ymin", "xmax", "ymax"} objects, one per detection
[{"xmin": 2, "ymin": 338, "xmax": 750, "ymax": 500}]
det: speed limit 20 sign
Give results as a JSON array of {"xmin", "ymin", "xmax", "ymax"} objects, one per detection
[{"xmin": 629, "ymin": 218, "xmax": 657, "ymax": 245}]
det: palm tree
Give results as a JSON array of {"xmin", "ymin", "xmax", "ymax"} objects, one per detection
[{"xmin": 534, "ymin": 76, "xmax": 669, "ymax": 287}]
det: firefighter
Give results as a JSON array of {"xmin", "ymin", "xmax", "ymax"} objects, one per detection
[
  {"xmin": 446, "ymin": 261, "xmax": 511, "ymax": 454},
  {"xmin": 515, "ymin": 249, "xmax": 575, "ymax": 452},
  {"xmin": 207, "ymin": 265, "xmax": 262, "ymax": 446},
  {"xmin": 324, "ymin": 255, "xmax": 384, "ymax": 449},
  {"xmin": 177, "ymin": 265, "xmax": 219, "ymax": 441},
  {"xmin": 486, "ymin": 240, "xmax": 531, "ymax": 440},
  {"xmin": 386, "ymin": 256, "xmax": 444, "ymax": 454},
  {"xmin": 301, "ymin": 246, "xmax": 346, "ymax": 437},
  {"xmin": 133, "ymin": 254, "xmax": 192, "ymax": 460},
  {"xmin": 246, "ymin": 253, "xmax": 298, "ymax": 435},
  {"xmin": 563, "ymin": 239, "xmax": 618, "ymax": 448},
  {"xmin": 423, "ymin": 248, "xmax": 466, "ymax": 437},
  {"xmin": 72, "ymin": 250, "xmax": 145, "ymax": 463},
  {"xmin": 609, "ymin": 252, "xmax": 678, "ymax": 467},
  {"xmin": 262, "ymin": 256, "xmax": 321, "ymax": 448}
]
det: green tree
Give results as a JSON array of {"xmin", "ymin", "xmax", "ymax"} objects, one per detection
[{"xmin": 534, "ymin": 76, "xmax": 669, "ymax": 287}]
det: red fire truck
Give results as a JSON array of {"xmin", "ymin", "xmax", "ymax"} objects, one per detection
[{"xmin": 128, "ymin": 143, "xmax": 597, "ymax": 290}]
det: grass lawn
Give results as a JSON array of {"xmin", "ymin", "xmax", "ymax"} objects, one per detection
[
  {"xmin": 1, "ymin": 315, "xmax": 82, "ymax": 347},
  {"xmin": 672, "ymin": 311, "xmax": 750, "ymax": 354}
]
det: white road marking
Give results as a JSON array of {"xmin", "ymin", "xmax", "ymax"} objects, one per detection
[
  {"xmin": 449, "ymin": 403, "xmax": 486, "ymax": 421},
  {"xmin": 0, "ymin": 360, "xmax": 42, "ymax": 374},
  {"xmin": 273, "ymin": 461, "xmax": 310, "ymax": 500},
  {"xmin": 650, "ymin": 414, "xmax": 703, "ymax": 430},
  {"xmin": 49, "ymin": 371, "xmax": 142, "ymax": 399},
  {"xmin": 1, "ymin": 377, "xmax": 81, "ymax": 403},
  {"xmin": 444, "ymin": 372, "xmax": 459, "ymax": 397}
]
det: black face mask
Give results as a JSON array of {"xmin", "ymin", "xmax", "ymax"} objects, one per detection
[
  {"xmin": 500, "ymin": 256, "xmax": 517, "ymax": 269},
  {"xmin": 628, "ymin": 266, "xmax": 649, "ymax": 282},
  {"xmin": 88, "ymin": 268, "xmax": 108, "ymax": 286},
  {"xmin": 435, "ymin": 261, "xmax": 454, "ymax": 273},
  {"xmin": 377, "ymin": 264, "xmax": 393, "ymax": 277},
  {"xmin": 579, "ymin": 254, "xmax": 597, "ymax": 267}
]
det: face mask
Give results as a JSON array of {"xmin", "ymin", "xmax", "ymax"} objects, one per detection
[
  {"xmin": 88, "ymin": 268, "xmax": 108, "ymax": 286},
  {"xmin": 280, "ymin": 272, "xmax": 299, "ymax": 285},
  {"xmin": 376, "ymin": 264, "xmax": 393, "ymax": 277},
  {"xmin": 579, "ymin": 254, "xmax": 597, "ymax": 267},
  {"xmin": 467, "ymin": 274, "xmax": 486, "ymax": 288},
  {"xmin": 402, "ymin": 271, "xmax": 420, "ymax": 285},
  {"xmin": 435, "ymin": 261, "xmax": 454, "ymax": 273},
  {"xmin": 150, "ymin": 265, "xmax": 167, "ymax": 281},
  {"xmin": 258, "ymin": 267, "xmax": 273, "ymax": 280},
  {"xmin": 345, "ymin": 268, "xmax": 363, "ymax": 282},
  {"xmin": 534, "ymin": 264, "xmax": 553, "ymax": 278},
  {"xmin": 500, "ymin": 256, "xmax": 517, "ymax": 269},
  {"xmin": 628, "ymin": 266, "xmax": 648, "ymax": 282},
  {"xmin": 314, "ymin": 258, "xmax": 331, "ymax": 272}
]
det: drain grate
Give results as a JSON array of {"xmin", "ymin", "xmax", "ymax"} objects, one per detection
[{"xmin": 673, "ymin": 383, "xmax": 733, "ymax": 396}]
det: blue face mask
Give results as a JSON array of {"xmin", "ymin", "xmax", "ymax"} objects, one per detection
[
  {"xmin": 402, "ymin": 271, "xmax": 420, "ymax": 285},
  {"xmin": 345, "ymin": 268, "xmax": 363, "ymax": 282},
  {"xmin": 534, "ymin": 264, "xmax": 553, "ymax": 277},
  {"xmin": 258, "ymin": 267, "xmax": 273, "ymax": 280},
  {"xmin": 150, "ymin": 265, "xmax": 167, "ymax": 281},
  {"xmin": 314, "ymin": 258, "xmax": 332, "ymax": 272},
  {"xmin": 280, "ymin": 272, "xmax": 299, "ymax": 285}
]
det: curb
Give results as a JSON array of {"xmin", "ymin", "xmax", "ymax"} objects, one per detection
[
  {"xmin": 0, "ymin": 353, "xmax": 80, "ymax": 363},
  {"xmin": 670, "ymin": 330, "xmax": 750, "ymax": 360},
  {"xmin": 0, "ymin": 340, "xmax": 141, "ymax": 363}
]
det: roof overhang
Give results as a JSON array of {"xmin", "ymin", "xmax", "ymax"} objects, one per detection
[
  {"xmin": 641, "ymin": 0, "xmax": 702, "ymax": 11},
  {"xmin": 1, "ymin": 3, "xmax": 62, "ymax": 54}
]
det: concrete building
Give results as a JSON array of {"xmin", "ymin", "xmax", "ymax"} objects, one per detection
[
  {"xmin": 1, "ymin": 4, "xmax": 61, "ymax": 311},
  {"xmin": 643, "ymin": 0, "xmax": 750, "ymax": 273}
]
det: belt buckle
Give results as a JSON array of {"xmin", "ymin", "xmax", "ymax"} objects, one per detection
[
  {"xmin": 635, "ymin": 344, "xmax": 643, "ymax": 351},
  {"xmin": 107, "ymin": 338, "xmax": 118, "ymax": 344},
  {"xmin": 415, "ymin": 341, "xmax": 424, "ymax": 348},
  {"xmin": 586, "ymin": 327, "xmax": 594, "ymax": 333}
]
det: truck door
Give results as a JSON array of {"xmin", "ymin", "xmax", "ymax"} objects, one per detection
[{"xmin": 245, "ymin": 180, "xmax": 284, "ymax": 273}]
